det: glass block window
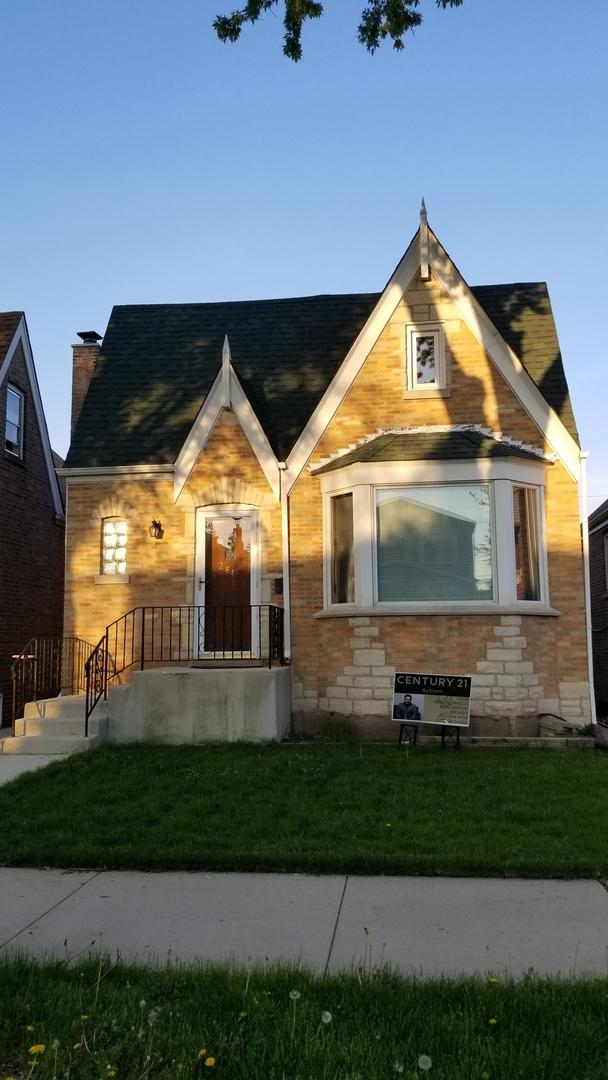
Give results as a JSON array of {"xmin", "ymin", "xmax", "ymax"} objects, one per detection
[
  {"xmin": 101, "ymin": 518, "xmax": 128, "ymax": 575},
  {"xmin": 5, "ymin": 385, "xmax": 24, "ymax": 457}
]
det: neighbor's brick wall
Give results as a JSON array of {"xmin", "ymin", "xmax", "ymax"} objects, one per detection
[
  {"xmin": 590, "ymin": 522, "xmax": 608, "ymax": 709},
  {"xmin": 0, "ymin": 341, "xmax": 65, "ymax": 726},
  {"xmin": 63, "ymin": 409, "xmax": 283, "ymax": 649},
  {"xmin": 289, "ymin": 270, "xmax": 591, "ymax": 736}
]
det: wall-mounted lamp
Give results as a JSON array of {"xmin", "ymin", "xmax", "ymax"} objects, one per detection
[{"xmin": 149, "ymin": 519, "xmax": 164, "ymax": 540}]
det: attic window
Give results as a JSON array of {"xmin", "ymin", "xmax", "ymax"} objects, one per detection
[
  {"xmin": 5, "ymin": 385, "xmax": 24, "ymax": 457},
  {"xmin": 101, "ymin": 518, "xmax": 128, "ymax": 576},
  {"xmin": 406, "ymin": 325, "xmax": 445, "ymax": 390}
]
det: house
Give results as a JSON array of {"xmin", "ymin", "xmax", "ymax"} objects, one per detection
[
  {"xmin": 55, "ymin": 207, "xmax": 594, "ymax": 741},
  {"xmin": 589, "ymin": 498, "xmax": 608, "ymax": 717},
  {"xmin": 0, "ymin": 313, "xmax": 65, "ymax": 727}
]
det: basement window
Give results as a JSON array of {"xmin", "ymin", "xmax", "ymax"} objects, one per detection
[{"xmin": 101, "ymin": 518, "xmax": 128, "ymax": 576}]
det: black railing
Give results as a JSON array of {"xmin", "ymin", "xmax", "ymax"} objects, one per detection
[
  {"xmin": 11, "ymin": 636, "xmax": 95, "ymax": 731},
  {"xmin": 85, "ymin": 605, "xmax": 285, "ymax": 733}
]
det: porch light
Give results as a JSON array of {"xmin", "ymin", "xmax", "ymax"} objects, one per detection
[{"xmin": 149, "ymin": 519, "xmax": 164, "ymax": 540}]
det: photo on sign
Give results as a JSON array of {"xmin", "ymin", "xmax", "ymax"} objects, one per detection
[{"xmin": 392, "ymin": 693, "xmax": 425, "ymax": 723}]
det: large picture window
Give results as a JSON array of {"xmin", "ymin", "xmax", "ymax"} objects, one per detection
[
  {"xmin": 324, "ymin": 464, "xmax": 548, "ymax": 612},
  {"xmin": 376, "ymin": 484, "xmax": 493, "ymax": 601}
]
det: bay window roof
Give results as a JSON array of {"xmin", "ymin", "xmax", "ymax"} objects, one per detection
[{"xmin": 313, "ymin": 430, "xmax": 550, "ymax": 475}]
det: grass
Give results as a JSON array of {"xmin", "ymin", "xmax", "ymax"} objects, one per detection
[
  {"xmin": 2, "ymin": 955, "xmax": 608, "ymax": 1079},
  {"xmin": 0, "ymin": 743, "xmax": 607, "ymax": 876}
]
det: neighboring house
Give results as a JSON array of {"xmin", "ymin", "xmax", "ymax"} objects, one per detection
[
  {"xmin": 0, "ymin": 312, "xmax": 65, "ymax": 727},
  {"xmin": 589, "ymin": 498, "xmax": 608, "ymax": 715},
  {"xmin": 59, "ymin": 209, "xmax": 594, "ymax": 737}
]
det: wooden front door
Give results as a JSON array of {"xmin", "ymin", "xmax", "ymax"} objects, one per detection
[{"xmin": 196, "ymin": 511, "xmax": 257, "ymax": 654}]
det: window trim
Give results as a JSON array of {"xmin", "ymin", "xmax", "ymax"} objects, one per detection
[
  {"xmin": 5, "ymin": 384, "xmax": 24, "ymax": 458},
  {"xmin": 406, "ymin": 323, "xmax": 446, "ymax": 391},
  {"xmin": 321, "ymin": 459, "xmax": 551, "ymax": 614}
]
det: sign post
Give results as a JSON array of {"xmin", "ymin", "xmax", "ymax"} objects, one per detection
[{"xmin": 393, "ymin": 672, "xmax": 472, "ymax": 749}]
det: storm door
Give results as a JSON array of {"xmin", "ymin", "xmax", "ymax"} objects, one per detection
[{"xmin": 194, "ymin": 508, "xmax": 259, "ymax": 656}]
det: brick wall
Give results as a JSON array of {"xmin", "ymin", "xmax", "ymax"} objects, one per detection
[
  {"xmin": 289, "ymin": 270, "xmax": 591, "ymax": 735},
  {"xmin": 589, "ymin": 520, "xmax": 608, "ymax": 710},
  {"xmin": 63, "ymin": 409, "xmax": 283, "ymax": 649},
  {"xmin": 0, "ymin": 341, "xmax": 65, "ymax": 726}
]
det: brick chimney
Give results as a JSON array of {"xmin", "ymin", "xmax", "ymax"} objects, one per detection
[{"xmin": 71, "ymin": 330, "xmax": 101, "ymax": 436}]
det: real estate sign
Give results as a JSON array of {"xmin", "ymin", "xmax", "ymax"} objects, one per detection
[{"xmin": 393, "ymin": 672, "xmax": 472, "ymax": 728}]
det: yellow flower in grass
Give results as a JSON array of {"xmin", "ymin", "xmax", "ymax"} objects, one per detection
[
  {"xmin": 488, "ymin": 1018, "xmax": 497, "ymax": 1025},
  {"xmin": 488, "ymin": 976, "xmax": 499, "ymax": 984},
  {"xmin": 204, "ymin": 1058, "xmax": 216, "ymax": 1068},
  {"xmin": 198, "ymin": 1047, "xmax": 207, "ymax": 1058},
  {"xmin": 28, "ymin": 1044, "xmax": 46, "ymax": 1055},
  {"xmin": 73, "ymin": 1042, "xmax": 82, "ymax": 1051},
  {"xmin": 25, "ymin": 1025, "xmax": 35, "ymax": 1032}
]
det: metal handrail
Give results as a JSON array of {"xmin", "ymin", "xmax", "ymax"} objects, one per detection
[
  {"xmin": 84, "ymin": 604, "xmax": 285, "ymax": 732},
  {"xmin": 11, "ymin": 636, "xmax": 95, "ymax": 731}
]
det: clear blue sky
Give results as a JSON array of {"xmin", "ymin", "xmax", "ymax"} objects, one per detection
[{"xmin": 1, "ymin": 0, "xmax": 606, "ymax": 508}]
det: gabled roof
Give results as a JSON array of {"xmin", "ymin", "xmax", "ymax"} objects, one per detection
[
  {"xmin": 313, "ymin": 429, "xmax": 550, "ymax": 474},
  {"xmin": 64, "ymin": 281, "xmax": 578, "ymax": 469},
  {"xmin": 0, "ymin": 312, "xmax": 23, "ymax": 361}
]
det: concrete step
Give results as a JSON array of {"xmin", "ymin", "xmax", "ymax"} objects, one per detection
[
  {"xmin": 14, "ymin": 713, "xmax": 108, "ymax": 739},
  {"xmin": 0, "ymin": 734, "xmax": 104, "ymax": 755},
  {"xmin": 23, "ymin": 694, "xmax": 86, "ymax": 720}
]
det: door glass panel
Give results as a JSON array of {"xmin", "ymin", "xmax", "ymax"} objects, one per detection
[{"xmin": 203, "ymin": 514, "xmax": 252, "ymax": 652}]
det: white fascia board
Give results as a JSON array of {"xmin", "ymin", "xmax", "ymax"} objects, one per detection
[
  {"xmin": 318, "ymin": 457, "xmax": 549, "ymax": 494},
  {"xmin": 60, "ymin": 464, "xmax": 174, "ymax": 482},
  {"xmin": 173, "ymin": 365, "xmax": 281, "ymax": 502},
  {"xmin": 0, "ymin": 316, "xmax": 65, "ymax": 516},
  {"xmin": 428, "ymin": 232, "xmax": 581, "ymax": 481},
  {"xmin": 283, "ymin": 231, "xmax": 420, "ymax": 493}
]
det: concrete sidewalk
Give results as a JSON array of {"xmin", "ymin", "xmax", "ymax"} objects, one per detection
[{"xmin": 1, "ymin": 869, "xmax": 607, "ymax": 977}]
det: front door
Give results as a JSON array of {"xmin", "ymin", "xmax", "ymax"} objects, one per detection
[{"xmin": 195, "ymin": 509, "xmax": 259, "ymax": 655}]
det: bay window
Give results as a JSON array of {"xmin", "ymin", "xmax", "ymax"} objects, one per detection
[{"xmin": 321, "ymin": 460, "xmax": 550, "ymax": 613}]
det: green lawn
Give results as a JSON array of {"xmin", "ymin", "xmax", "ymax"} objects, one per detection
[
  {"xmin": 1, "ymin": 956, "xmax": 608, "ymax": 1079},
  {"xmin": 0, "ymin": 744, "xmax": 606, "ymax": 876}
]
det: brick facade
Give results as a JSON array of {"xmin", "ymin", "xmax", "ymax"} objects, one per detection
[
  {"xmin": 62, "ymin": 270, "xmax": 591, "ymax": 736},
  {"xmin": 589, "ymin": 505, "xmax": 608, "ymax": 712},
  {"xmin": 0, "ymin": 339, "xmax": 65, "ymax": 726}
]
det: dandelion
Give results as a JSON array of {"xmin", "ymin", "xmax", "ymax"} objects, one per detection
[
  {"xmin": 488, "ymin": 976, "xmax": 499, "ymax": 984},
  {"xmin": 489, "ymin": 1018, "xmax": 498, "ymax": 1025},
  {"xmin": 198, "ymin": 1048, "xmax": 207, "ymax": 1058},
  {"xmin": 289, "ymin": 989, "xmax": 301, "ymax": 1001},
  {"xmin": 28, "ymin": 1045, "xmax": 46, "ymax": 1055},
  {"xmin": 238, "ymin": 1011, "xmax": 247, "ymax": 1019},
  {"xmin": 73, "ymin": 1043, "xmax": 82, "ymax": 1051},
  {"xmin": 320, "ymin": 1011, "xmax": 332, "ymax": 1024},
  {"xmin": 204, "ymin": 1058, "xmax": 216, "ymax": 1068},
  {"xmin": 385, "ymin": 823, "xmax": 392, "ymax": 828},
  {"xmin": 26, "ymin": 1025, "xmax": 35, "ymax": 1032},
  {"xmin": 417, "ymin": 1055, "xmax": 432, "ymax": 1071},
  {"xmin": 80, "ymin": 1015, "xmax": 89, "ymax": 1021}
]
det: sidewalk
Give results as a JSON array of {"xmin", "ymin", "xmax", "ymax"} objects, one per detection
[{"xmin": 1, "ymin": 868, "xmax": 607, "ymax": 977}]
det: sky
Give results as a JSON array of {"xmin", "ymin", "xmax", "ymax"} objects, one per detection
[{"xmin": 1, "ymin": 0, "xmax": 606, "ymax": 509}]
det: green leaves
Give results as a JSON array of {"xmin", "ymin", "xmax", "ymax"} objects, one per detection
[{"xmin": 213, "ymin": 1, "xmax": 465, "ymax": 61}]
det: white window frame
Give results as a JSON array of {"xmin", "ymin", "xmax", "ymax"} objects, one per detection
[
  {"xmin": 320, "ymin": 459, "xmax": 551, "ymax": 615},
  {"xmin": 406, "ymin": 324, "xmax": 446, "ymax": 391},
  {"xmin": 5, "ymin": 384, "xmax": 24, "ymax": 458}
]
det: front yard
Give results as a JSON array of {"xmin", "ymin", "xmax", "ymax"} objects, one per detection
[
  {"xmin": 2, "ymin": 956, "xmax": 608, "ymax": 1080},
  {"xmin": 0, "ymin": 743, "xmax": 605, "ymax": 876}
]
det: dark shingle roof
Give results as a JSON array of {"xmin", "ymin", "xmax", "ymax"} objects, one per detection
[
  {"xmin": 65, "ymin": 282, "xmax": 577, "ymax": 468},
  {"xmin": 0, "ymin": 312, "xmax": 22, "ymax": 365},
  {"xmin": 313, "ymin": 430, "xmax": 549, "ymax": 474},
  {"xmin": 589, "ymin": 497, "xmax": 608, "ymax": 529}
]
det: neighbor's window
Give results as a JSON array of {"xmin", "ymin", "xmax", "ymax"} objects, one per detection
[
  {"xmin": 375, "ymin": 484, "xmax": 494, "ymax": 602},
  {"xmin": 331, "ymin": 493, "xmax": 354, "ymax": 603},
  {"xmin": 5, "ymin": 385, "xmax": 24, "ymax": 457},
  {"xmin": 406, "ymin": 326, "xmax": 444, "ymax": 389},
  {"xmin": 513, "ymin": 486, "xmax": 540, "ymax": 601},
  {"xmin": 101, "ymin": 518, "xmax": 128, "ymax": 575}
]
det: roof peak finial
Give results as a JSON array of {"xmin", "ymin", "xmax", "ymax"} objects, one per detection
[
  {"xmin": 221, "ymin": 334, "xmax": 231, "ymax": 406},
  {"xmin": 419, "ymin": 198, "xmax": 430, "ymax": 280}
]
